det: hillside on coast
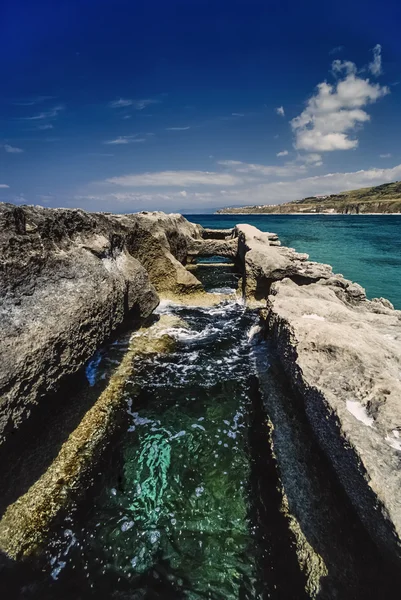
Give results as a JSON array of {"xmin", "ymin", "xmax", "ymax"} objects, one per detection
[{"xmin": 217, "ymin": 180, "xmax": 401, "ymax": 214}]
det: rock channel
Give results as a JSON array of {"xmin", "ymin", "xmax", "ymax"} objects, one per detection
[{"xmin": 1, "ymin": 204, "xmax": 401, "ymax": 578}]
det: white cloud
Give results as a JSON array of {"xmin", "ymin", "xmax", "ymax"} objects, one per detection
[
  {"xmin": 218, "ymin": 159, "xmax": 306, "ymax": 178},
  {"xmin": 109, "ymin": 98, "xmax": 133, "ymax": 108},
  {"xmin": 291, "ymin": 58, "xmax": 389, "ymax": 152},
  {"xmin": 76, "ymin": 161, "xmax": 401, "ymax": 211},
  {"xmin": 217, "ymin": 163, "xmax": 401, "ymax": 206},
  {"xmin": 276, "ymin": 106, "xmax": 285, "ymax": 117},
  {"xmin": 3, "ymin": 144, "xmax": 24, "ymax": 153},
  {"xmin": 380, "ymin": 153, "xmax": 392, "ymax": 158},
  {"xmin": 232, "ymin": 113, "xmax": 245, "ymax": 117},
  {"xmin": 369, "ymin": 44, "xmax": 383, "ymax": 76},
  {"xmin": 329, "ymin": 45, "xmax": 345, "ymax": 55},
  {"xmin": 21, "ymin": 105, "xmax": 65, "ymax": 121},
  {"xmin": 104, "ymin": 170, "xmax": 242, "ymax": 187},
  {"xmin": 277, "ymin": 150, "xmax": 289, "ymax": 157},
  {"xmin": 0, "ymin": 184, "xmax": 10, "ymax": 188},
  {"xmin": 298, "ymin": 153, "xmax": 323, "ymax": 166},
  {"xmin": 104, "ymin": 135, "xmax": 146, "ymax": 145},
  {"xmin": 109, "ymin": 98, "xmax": 161, "ymax": 110},
  {"xmin": 13, "ymin": 96, "xmax": 55, "ymax": 106},
  {"xmin": 166, "ymin": 126, "xmax": 191, "ymax": 131},
  {"xmin": 37, "ymin": 124, "xmax": 54, "ymax": 130}
]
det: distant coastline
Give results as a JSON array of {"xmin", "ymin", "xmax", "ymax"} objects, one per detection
[
  {"xmin": 216, "ymin": 180, "xmax": 401, "ymax": 215},
  {"xmin": 214, "ymin": 212, "xmax": 401, "ymax": 216}
]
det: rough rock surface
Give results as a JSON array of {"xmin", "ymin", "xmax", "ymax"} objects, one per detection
[
  {"xmin": 187, "ymin": 237, "xmax": 238, "ymax": 260},
  {"xmin": 264, "ymin": 274, "xmax": 401, "ymax": 561},
  {"xmin": 115, "ymin": 211, "xmax": 205, "ymax": 295},
  {"xmin": 0, "ymin": 205, "xmax": 211, "ymax": 449},
  {"xmin": 235, "ymin": 224, "xmax": 333, "ymax": 299}
]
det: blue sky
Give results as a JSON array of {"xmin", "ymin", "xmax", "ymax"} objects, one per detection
[{"xmin": 1, "ymin": 0, "xmax": 400, "ymax": 213}]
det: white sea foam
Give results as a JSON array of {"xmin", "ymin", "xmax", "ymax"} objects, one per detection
[
  {"xmin": 248, "ymin": 324, "xmax": 262, "ymax": 340},
  {"xmin": 85, "ymin": 351, "xmax": 103, "ymax": 386}
]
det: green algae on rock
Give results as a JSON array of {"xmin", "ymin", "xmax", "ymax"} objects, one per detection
[{"xmin": 0, "ymin": 315, "xmax": 181, "ymax": 559}]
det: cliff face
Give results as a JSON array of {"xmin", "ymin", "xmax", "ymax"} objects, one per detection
[{"xmin": 0, "ymin": 204, "xmax": 212, "ymax": 450}]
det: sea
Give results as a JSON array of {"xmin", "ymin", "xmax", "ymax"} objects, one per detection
[{"xmin": 188, "ymin": 214, "xmax": 401, "ymax": 309}]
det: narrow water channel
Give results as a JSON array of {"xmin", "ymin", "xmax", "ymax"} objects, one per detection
[
  {"xmin": 13, "ymin": 261, "xmax": 303, "ymax": 599},
  {"xmin": 5, "ymin": 261, "xmax": 398, "ymax": 600}
]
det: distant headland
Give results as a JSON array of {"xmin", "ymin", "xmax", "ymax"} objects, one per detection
[{"xmin": 216, "ymin": 180, "xmax": 401, "ymax": 214}]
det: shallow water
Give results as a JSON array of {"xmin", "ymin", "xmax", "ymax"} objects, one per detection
[
  {"xmin": 189, "ymin": 214, "xmax": 401, "ymax": 308},
  {"xmin": 5, "ymin": 262, "xmax": 400, "ymax": 599},
  {"xmin": 16, "ymin": 264, "xmax": 304, "ymax": 600}
]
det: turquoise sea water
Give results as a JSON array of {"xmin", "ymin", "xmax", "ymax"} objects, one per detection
[{"xmin": 188, "ymin": 214, "xmax": 401, "ymax": 309}]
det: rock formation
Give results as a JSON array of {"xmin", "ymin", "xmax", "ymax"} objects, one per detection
[
  {"xmin": 0, "ymin": 205, "xmax": 227, "ymax": 451},
  {"xmin": 236, "ymin": 222, "xmax": 401, "ymax": 562}
]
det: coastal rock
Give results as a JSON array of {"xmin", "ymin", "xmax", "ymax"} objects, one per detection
[
  {"xmin": 0, "ymin": 205, "xmax": 211, "ymax": 450},
  {"xmin": 235, "ymin": 224, "xmax": 332, "ymax": 299},
  {"xmin": 264, "ymin": 276, "xmax": 401, "ymax": 561},
  {"xmin": 187, "ymin": 237, "xmax": 238, "ymax": 260},
  {"xmin": 111, "ymin": 211, "xmax": 205, "ymax": 295},
  {"xmin": 200, "ymin": 227, "xmax": 234, "ymax": 239}
]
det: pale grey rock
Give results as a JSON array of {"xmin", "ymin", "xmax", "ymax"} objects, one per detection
[
  {"xmin": 265, "ymin": 276, "xmax": 401, "ymax": 561},
  {"xmin": 187, "ymin": 237, "xmax": 238, "ymax": 260},
  {"xmin": 235, "ymin": 224, "xmax": 332, "ymax": 299},
  {"xmin": 200, "ymin": 227, "xmax": 234, "ymax": 240}
]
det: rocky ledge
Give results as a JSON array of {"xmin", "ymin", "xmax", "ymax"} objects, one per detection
[
  {"xmin": 236, "ymin": 224, "xmax": 401, "ymax": 563},
  {"xmin": 0, "ymin": 204, "xmax": 234, "ymax": 451},
  {"xmin": 1, "ymin": 205, "xmax": 401, "ymax": 570}
]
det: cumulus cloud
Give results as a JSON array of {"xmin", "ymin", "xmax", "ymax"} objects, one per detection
[
  {"xmin": 104, "ymin": 170, "xmax": 242, "ymax": 187},
  {"xmin": 0, "ymin": 184, "xmax": 10, "ymax": 188},
  {"xmin": 166, "ymin": 126, "xmax": 191, "ymax": 131},
  {"xmin": 104, "ymin": 135, "xmax": 146, "ymax": 145},
  {"xmin": 276, "ymin": 106, "xmax": 285, "ymax": 117},
  {"xmin": 3, "ymin": 144, "xmax": 24, "ymax": 153},
  {"xmin": 277, "ymin": 150, "xmax": 289, "ymax": 157},
  {"xmin": 380, "ymin": 153, "xmax": 392, "ymax": 158},
  {"xmin": 291, "ymin": 59, "xmax": 389, "ymax": 152},
  {"xmin": 369, "ymin": 44, "xmax": 383, "ymax": 76}
]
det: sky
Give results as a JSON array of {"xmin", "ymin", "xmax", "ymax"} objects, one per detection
[{"xmin": 1, "ymin": 0, "xmax": 401, "ymax": 213}]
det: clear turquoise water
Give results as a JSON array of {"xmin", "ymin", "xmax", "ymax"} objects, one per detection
[{"xmin": 188, "ymin": 215, "xmax": 401, "ymax": 309}]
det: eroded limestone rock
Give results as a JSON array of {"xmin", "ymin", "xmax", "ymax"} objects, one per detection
[
  {"xmin": 235, "ymin": 224, "xmax": 332, "ymax": 300},
  {"xmin": 0, "ymin": 206, "xmax": 209, "ymax": 449},
  {"xmin": 264, "ymin": 276, "xmax": 401, "ymax": 561}
]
